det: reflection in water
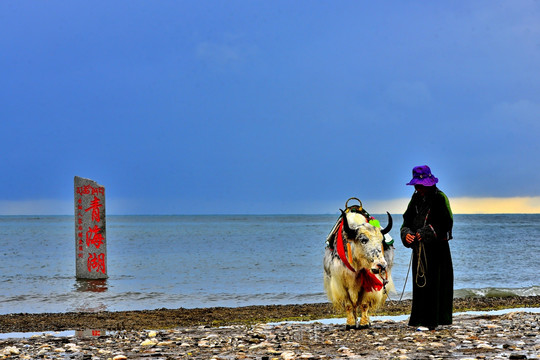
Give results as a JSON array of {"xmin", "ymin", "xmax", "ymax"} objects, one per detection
[
  {"xmin": 75, "ymin": 329, "xmax": 107, "ymax": 338},
  {"xmin": 75, "ymin": 279, "xmax": 108, "ymax": 293},
  {"xmin": 72, "ymin": 279, "xmax": 109, "ymax": 312}
]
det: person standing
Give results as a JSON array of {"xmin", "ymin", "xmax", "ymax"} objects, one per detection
[{"xmin": 401, "ymin": 165, "xmax": 454, "ymax": 330}]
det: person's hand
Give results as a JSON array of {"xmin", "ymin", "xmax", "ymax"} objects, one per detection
[
  {"xmin": 405, "ymin": 233, "xmax": 416, "ymax": 244},
  {"xmin": 416, "ymin": 232, "xmax": 422, "ymax": 242}
]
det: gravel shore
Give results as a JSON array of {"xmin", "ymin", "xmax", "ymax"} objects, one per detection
[{"xmin": 1, "ymin": 296, "xmax": 539, "ymax": 359}]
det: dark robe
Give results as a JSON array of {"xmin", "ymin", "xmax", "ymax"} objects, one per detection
[{"xmin": 401, "ymin": 186, "xmax": 454, "ymax": 328}]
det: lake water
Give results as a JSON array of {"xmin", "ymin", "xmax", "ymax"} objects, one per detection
[{"xmin": 0, "ymin": 214, "xmax": 538, "ymax": 314}]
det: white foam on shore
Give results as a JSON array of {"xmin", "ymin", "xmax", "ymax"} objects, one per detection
[{"xmin": 454, "ymin": 307, "xmax": 540, "ymax": 317}]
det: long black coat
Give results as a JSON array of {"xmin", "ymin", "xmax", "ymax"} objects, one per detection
[{"xmin": 401, "ymin": 187, "xmax": 454, "ymax": 328}]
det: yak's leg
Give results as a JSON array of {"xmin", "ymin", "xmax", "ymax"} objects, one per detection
[
  {"xmin": 359, "ymin": 303, "xmax": 371, "ymax": 327},
  {"xmin": 345, "ymin": 303, "xmax": 357, "ymax": 328}
]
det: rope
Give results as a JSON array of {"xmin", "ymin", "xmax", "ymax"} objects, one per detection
[
  {"xmin": 397, "ymin": 251, "xmax": 413, "ymax": 301},
  {"xmin": 415, "ymin": 241, "xmax": 428, "ymax": 288},
  {"xmin": 390, "ymin": 208, "xmax": 431, "ymax": 301},
  {"xmin": 413, "ymin": 209, "xmax": 430, "ymax": 288},
  {"xmin": 391, "ymin": 240, "xmax": 427, "ymax": 304}
]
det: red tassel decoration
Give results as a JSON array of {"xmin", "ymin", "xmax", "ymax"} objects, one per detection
[{"xmin": 358, "ymin": 268, "xmax": 384, "ymax": 292}]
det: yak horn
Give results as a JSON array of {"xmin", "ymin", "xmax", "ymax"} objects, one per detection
[
  {"xmin": 380, "ymin": 212, "xmax": 393, "ymax": 235},
  {"xmin": 340, "ymin": 209, "xmax": 356, "ymax": 239}
]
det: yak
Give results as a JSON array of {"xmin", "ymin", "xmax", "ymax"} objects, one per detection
[{"xmin": 323, "ymin": 208, "xmax": 394, "ymax": 329}]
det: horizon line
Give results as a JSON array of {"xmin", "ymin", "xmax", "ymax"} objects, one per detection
[
  {"xmin": 1, "ymin": 196, "xmax": 540, "ymax": 216},
  {"xmin": 1, "ymin": 212, "xmax": 539, "ymax": 216}
]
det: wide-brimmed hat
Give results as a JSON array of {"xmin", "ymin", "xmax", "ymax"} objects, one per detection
[{"xmin": 406, "ymin": 165, "xmax": 438, "ymax": 186}]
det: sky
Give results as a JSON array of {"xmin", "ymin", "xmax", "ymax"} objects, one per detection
[{"xmin": 1, "ymin": 1, "xmax": 539, "ymax": 215}]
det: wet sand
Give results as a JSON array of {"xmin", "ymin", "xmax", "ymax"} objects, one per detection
[
  {"xmin": 1, "ymin": 296, "xmax": 539, "ymax": 333},
  {"xmin": 1, "ymin": 296, "xmax": 539, "ymax": 359}
]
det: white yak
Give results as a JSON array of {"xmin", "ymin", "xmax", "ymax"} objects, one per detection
[{"xmin": 323, "ymin": 209, "xmax": 394, "ymax": 329}]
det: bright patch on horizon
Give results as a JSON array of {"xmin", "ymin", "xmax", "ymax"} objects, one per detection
[
  {"xmin": 451, "ymin": 197, "xmax": 540, "ymax": 214},
  {"xmin": 371, "ymin": 197, "xmax": 540, "ymax": 215}
]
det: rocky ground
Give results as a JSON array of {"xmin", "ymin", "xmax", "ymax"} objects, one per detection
[{"xmin": 1, "ymin": 296, "xmax": 539, "ymax": 359}]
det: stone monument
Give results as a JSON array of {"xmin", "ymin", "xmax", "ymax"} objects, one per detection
[{"xmin": 74, "ymin": 176, "xmax": 107, "ymax": 279}]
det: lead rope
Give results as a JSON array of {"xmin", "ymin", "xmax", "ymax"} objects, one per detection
[
  {"xmin": 395, "ymin": 208, "xmax": 430, "ymax": 301},
  {"xmin": 415, "ymin": 241, "xmax": 428, "ymax": 288},
  {"xmin": 388, "ymin": 240, "xmax": 426, "ymax": 304},
  {"xmin": 389, "ymin": 234, "xmax": 428, "ymax": 305},
  {"xmin": 414, "ymin": 209, "xmax": 430, "ymax": 288},
  {"xmin": 397, "ymin": 252, "xmax": 413, "ymax": 301}
]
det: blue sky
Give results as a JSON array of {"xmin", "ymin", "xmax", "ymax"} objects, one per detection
[{"xmin": 1, "ymin": 1, "xmax": 539, "ymax": 215}]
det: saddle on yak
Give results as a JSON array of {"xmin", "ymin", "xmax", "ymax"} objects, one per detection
[{"xmin": 325, "ymin": 197, "xmax": 393, "ymax": 251}]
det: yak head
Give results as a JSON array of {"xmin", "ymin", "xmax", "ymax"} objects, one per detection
[{"xmin": 341, "ymin": 210, "xmax": 393, "ymax": 274}]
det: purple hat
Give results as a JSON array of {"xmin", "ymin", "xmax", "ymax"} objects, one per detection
[{"xmin": 406, "ymin": 165, "xmax": 439, "ymax": 186}]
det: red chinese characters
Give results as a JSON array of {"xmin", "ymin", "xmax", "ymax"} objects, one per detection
[
  {"xmin": 87, "ymin": 253, "xmax": 106, "ymax": 273},
  {"xmin": 85, "ymin": 196, "xmax": 103, "ymax": 222},
  {"xmin": 86, "ymin": 225, "xmax": 104, "ymax": 249},
  {"xmin": 76, "ymin": 183, "xmax": 106, "ymax": 275}
]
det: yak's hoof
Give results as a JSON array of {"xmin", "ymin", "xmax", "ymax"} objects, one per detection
[
  {"xmin": 357, "ymin": 324, "xmax": 370, "ymax": 329},
  {"xmin": 345, "ymin": 324, "xmax": 356, "ymax": 331}
]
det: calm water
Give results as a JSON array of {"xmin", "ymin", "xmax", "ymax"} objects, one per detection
[{"xmin": 0, "ymin": 214, "xmax": 538, "ymax": 314}]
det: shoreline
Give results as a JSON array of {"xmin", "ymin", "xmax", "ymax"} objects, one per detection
[
  {"xmin": 1, "ymin": 297, "xmax": 539, "ymax": 359},
  {"xmin": 1, "ymin": 296, "xmax": 539, "ymax": 333}
]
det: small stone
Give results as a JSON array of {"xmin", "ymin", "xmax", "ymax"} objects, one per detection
[
  {"xmin": 509, "ymin": 355, "xmax": 527, "ymax": 360},
  {"xmin": 148, "ymin": 331, "xmax": 157, "ymax": 338},
  {"xmin": 157, "ymin": 341, "xmax": 173, "ymax": 346},
  {"xmin": 281, "ymin": 350, "xmax": 296, "ymax": 360},
  {"xmin": 249, "ymin": 341, "xmax": 272, "ymax": 350},
  {"xmin": 198, "ymin": 340, "xmax": 210, "ymax": 347},
  {"xmin": 140, "ymin": 339, "xmax": 157, "ymax": 346},
  {"xmin": 37, "ymin": 349, "xmax": 49, "ymax": 356},
  {"xmin": 2, "ymin": 346, "xmax": 20, "ymax": 355},
  {"xmin": 113, "ymin": 356, "xmax": 128, "ymax": 360}
]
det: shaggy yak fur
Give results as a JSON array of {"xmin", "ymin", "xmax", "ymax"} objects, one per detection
[{"xmin": 323, "ymin": 211, "xmax": 394, "ymax": 328}]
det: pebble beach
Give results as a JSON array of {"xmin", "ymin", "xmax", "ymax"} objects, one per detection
[{"xmin": 1, "ymin": 297, "xmax": 539, "ymax": 359}]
